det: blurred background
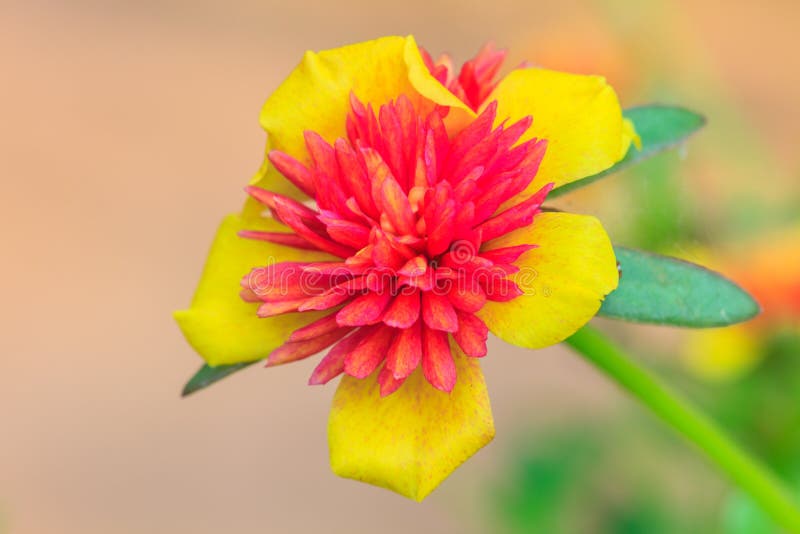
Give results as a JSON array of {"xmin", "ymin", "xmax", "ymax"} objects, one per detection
[{"xmin": 1, "ymin": 0, "xmax": 798, "ymax": 532}]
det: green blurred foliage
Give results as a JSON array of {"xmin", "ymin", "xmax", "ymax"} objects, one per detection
[
  {"xmin": 692, "ymin": 331, "xmax": 800, "ymax": 534},
  {"xmin": 489, "ymin": 331, "xmax": 800, "ymax": 534},
  {"xmin": 624, "ymin": 154, "xmax": 697, "ymax": 252},
  {"xmin": 678, "ymin": 331, "xmax": 800, "ymax": 478},
  {"xmin": 489, "ymin": 423, "xmax": 717, "ymax": 533}
]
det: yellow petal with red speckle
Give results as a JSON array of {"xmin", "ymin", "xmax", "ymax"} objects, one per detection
[{"xmin": 328, "ymin": 343, "xmax": 494, "ymax": 501}]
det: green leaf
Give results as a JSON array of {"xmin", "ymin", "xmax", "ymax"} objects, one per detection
[
  {"xmin": 599, "ymin": 247, "xmax": 760, "ymax": 327},
  {"xmin": 550, "ymin": 105, "xmax": 706, "ymax": 197},
  {"xmin": 182, "ymin": 361, "xmax": 257, "ymax": 397}
]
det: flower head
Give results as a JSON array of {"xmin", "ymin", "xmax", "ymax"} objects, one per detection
[
  {"xmin": 242, "ymin": 95, "xmax": 551, "ymax": 395},
  {"xmin": 176, "ymin": 35, "xmax": 635, "ymax": 500}
]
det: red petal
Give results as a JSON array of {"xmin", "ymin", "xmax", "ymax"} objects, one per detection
[
  {"xmin": 423, "ymin": 127, "xmax": 439, "ymax": 187},
  {"xmin": 426, "ymin": 199, "xmax": 456, "ymax": 257},
  {"xmin": 452, "ymin": 311, "xmax": 489, "ymax": 357},
  {"xmin": 244, "ymin": 186, "xmax": 319, "ymax": 224},
  {"xmin": 238, "ymin": 230, "xmax": 318, "ymax": 250},
  {"xmin": 382, "ymin": 289, "xmax": 421, "ymax": 328},
  {"xmin": 480, "ymin": 244, "xmax": 537, "ymax": 264},
  {"xmin": 368, "ymin": 158, "xmax": 416, "ymax": 235},
  {"xmin": 476, "ymin": 182, "xmax": 553, "ymax": 242},
  {"xmin": 318, "ymin": 212, "xmax": 371, "ymax": 249},
  {"xmin": 344, "ymin": 325, "xmax": 395, "ymax": 378},
  {"xmin": 482, "ymin": 276, "xmax": 524, "ymax": 302},
  {"xmin": 270, "ymin": 205, "xmax": 355, "ymax": 259},
  {"xmin": 301, "ymin": 262, "xmax": 369, "ymax": 277},
  {"xmin": 421, "ymin": 327, "xmax": 456, "ymax": 392},
  {"xmin": 267, "ymin": 327, "xmax": 352, "ymax": 367},
  {"xmin": 421, "ymin": 291, "xmax": 459, "ymax": 332},
  {"xmin": 378, "ymin": 365, "xmax": 406, "ymax": 397},
  {"xmin": 297, "ymin": 283, "xmax": 354, "ymax": 311},
  {"xmin": 267, "ymin": 150, "xmax": 315, "ymax": 197},
  {"xmin": 244, "ymin": 262, "xmax": 328, "ymax": 301},
  {"xmin": 336, "ymin": 291, "xmax": 393, "ymax": 326},
  {"xmin": 240, "ymin": 288, "xmax": 260, "ymax": 303},
  {"xmin": 399, "ymin": 267, "xmax": 436, "ymax": 292},
  {"xmin": 371, "ymin": 228, "xmax": 408, "ymax": 270},
  {"xmin": 308, "ymin": 328, "xmax": 372, "ymax": 385},
  {"xmin": 335, "ymin": 139, "xmax": 378, "ymax": 218},
  {"xmin": 442, "ymin": 101, "xmax": 497, "ymax": 181},
  {"xmin": 289, "ymin": 313, "xmax": 341, "ymax": 342},
  {"xmin": 446, "ymin": 281, "xmax": 487, "ymax": 312},
  {"xmin": 256, "ymin": 298, "xmax": 308, "ymax": 317},
  {"xmin": 378, "ymin": 102, "xmax": 408, "ymax": 190},
  {"xmin": 385, "ymin": 320, "xmax": 423, "ymax": 379},
  {"xmin": 396, "ymin": 95, "xmax": 419, "ymax": 187}
]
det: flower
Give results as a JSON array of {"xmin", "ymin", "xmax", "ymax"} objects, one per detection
[{"xmin": 175, "ymin": 35, "xmax": 635, "ymax": 501}]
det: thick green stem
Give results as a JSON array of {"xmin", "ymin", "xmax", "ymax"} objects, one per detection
[{"xmin": 566, "ymin": 325, "xmax": 800, "ymax": 532}]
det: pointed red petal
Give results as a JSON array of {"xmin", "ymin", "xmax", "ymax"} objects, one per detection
[
  {"xmin": 335, "ymin": 139, "xmax": 378, "ymax": 218},
  {"xmin": 452, "ymin": 311, "xmax": 489, "ymax": 357},
  {"xmin": 244, "ymin": 262, "xmax": 328, "ymax": 301},
  {"xmin": 480, "ymin": 244, "xmax": 537, "ymax": 264},
  {"xmin": 289, "ymin": 313, "xmax": 341, "ymax": 342},
  {"xmin": 308, "ymin": 328, "xmax": 372, "ymax": 385},
  {"xmin": 475, "ymin": 182, "xmax": 554, "ymax": 242},
  {"xmin": 421, "ymin": 327, "xmax": 456, "ymax": 392},
  {"xmin": 482, "ymin": 276, "xmax": 524, "ymax": 302},
  {"xmin": 421, "ymin": 291, "xmax": 459, "ymax": 332},
  {"xmin": 336, "ymin": 291, "xmax": 393, "ymax": 326},
  {"xmin": 385, "ymin": 320, "xmax": 423, "ymax": 379},
  {"xmin": 344, "ymin": 325, "xmax": 395, "ymax": 378},
  {"xmin": 446, "ymin": 281, "xmax": 487, "ymax": 312},
  {"xmin": 378, "ymin": 365, "xmax": 407, "ymax": 397},
  {"xmin": 318, "ymin": 213, "xmax": 371, "ymax": 249},
  {"xmin": 238, "ymin": 230, "xmax": 319, "ymax": 250},
  {"xmin": 256, "ymin": 298, "xmax": 308, "ymax": 317},
  {"xmin": 426, "ymin": 199, "xmax": 456, "ymax": 257},
  {"xmin": 378, "ymin": 102, "xmax": 408, "ymax": 189},
  {"xmin": 382, "ymin": 289, "xmax": 421, "ymax": 328},
  {"xmin": 297, "ymin": 284, "xmax": 354, "ymax": 311},
  {"xmin": 364, "ymin": 147, "xmax": 416, "ymax": 235},
  {"xmin": 267, "ymin": 150, "xmax": 315, "ymax": 197},
  {"xmin": 267, "ymin": 327, "xmax": 352, "ymax": 367}
]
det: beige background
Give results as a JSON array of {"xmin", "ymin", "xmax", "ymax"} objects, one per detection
[{"xmin": 2, "ymin": 1, "xmax": 798, "ymax": 533}]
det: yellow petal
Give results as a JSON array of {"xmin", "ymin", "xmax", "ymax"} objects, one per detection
[
  {"xmin": 478, "ymin": 212, "xmax": 618, "ymax": 349},
  {"xmin": 328, "ymin": 344, "xmax": 494, "ymax": 501},
  {"xmin": 254, "ymin": 35, "xmax": 474, "ymax": 199},
  {"xmin": 404, "ymin": 35, "xmax": 475, "ymax": 133},
  {"xmin": 174, "ymin": 214, "xmax": 334, "ymax": 366},
  {"xmin": 484, "ymin": 68, "xmax": 634, "ymax": 195}
]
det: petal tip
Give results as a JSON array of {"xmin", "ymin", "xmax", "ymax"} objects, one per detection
[{"xmin": 328, "ymin": 351, "xmax": 493, "ymax": 502}]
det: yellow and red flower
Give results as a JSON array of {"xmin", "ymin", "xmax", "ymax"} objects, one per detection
[{"xmin": 175, "ymin": 36, "xmax": 636, "ymax": 500}]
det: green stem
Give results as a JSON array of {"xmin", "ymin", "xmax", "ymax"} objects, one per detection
[{"xmin": 566, "ymin": 325, "xmax": 800, "ymax": 532}]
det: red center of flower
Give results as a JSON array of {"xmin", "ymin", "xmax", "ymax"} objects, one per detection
[{"xmin": 241, "ymin": 93, "xmax": 551, "ymax": 395}]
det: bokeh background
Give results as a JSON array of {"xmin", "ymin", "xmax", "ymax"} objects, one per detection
[{"xmin": 2, "ymin": 1, "xmax": 799, "ymax": 533}]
